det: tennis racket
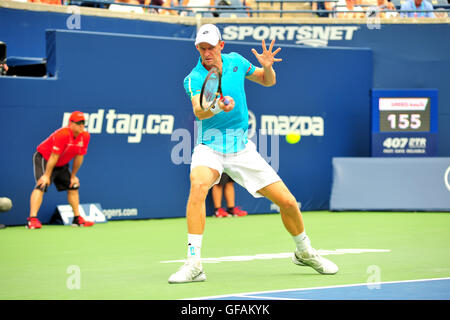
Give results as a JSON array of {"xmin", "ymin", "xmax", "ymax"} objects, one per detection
[{"xmin": 199, "ymin": 67, "xmax": 230, "ymax": 111}]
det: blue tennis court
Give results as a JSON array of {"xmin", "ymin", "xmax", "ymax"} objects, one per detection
[{"xmin": 201, "ymin": 278, "xmax": 450, "ymax": 300}]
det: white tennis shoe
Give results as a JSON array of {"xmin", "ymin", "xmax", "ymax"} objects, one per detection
[
  {"xmin": 292, "ymin": 247, "xmax": 339, "ymax": 275},
  {"xmin": 168, "ymin": 260, "xmax": 206, "ymax": 284}
]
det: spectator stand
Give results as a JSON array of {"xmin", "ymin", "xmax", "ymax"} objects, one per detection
[
  {"xmin": 67, "ymin": 0, "xmax": 109, "ymax": 8},
  {"xmin": 253, "ymin": 0, "xmax": 337, "ymax": 17},
  {"xmin": 390, "ymin": 0, "xmax": 449, "ymax": 17},
  {"xmin": 7, "ymin": 0, "xmax": 448, "ymax": 19},
  {"xmin": 67, "ymin": 0, "xmax": 251, "ymax": 16},
  {"xmin": 390, "ymin": 0, "xmax": 449, "ymax": 8}
]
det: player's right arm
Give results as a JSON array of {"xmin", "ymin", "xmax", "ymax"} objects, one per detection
[
  {"xmin": 191, "ymin": 94, "xmax": 215, "ymax": 120},
  {"xmin": 185, "ymin": 75, "xmax": 213, "ymax": 120},
  {"xmin": 185, "ymin": 74, "xmax": 233, "ymax": 120},
  {"xmin": 191, "ymin": 94, "xmax": 235, "ymax": 120}
]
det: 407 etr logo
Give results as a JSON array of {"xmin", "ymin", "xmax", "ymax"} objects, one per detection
[{"xmin": 383, "ymin": 137, "xmax": 426, "ymax": 154}]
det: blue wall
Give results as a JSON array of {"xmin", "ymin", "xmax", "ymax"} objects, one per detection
[
  {"xmin": 1, "ymin": 7, "xmax": 449, "ymax": 225},
  {"xmin": 0, "ymin": 7, "xmax": 194, "ymax": 58},
  {"xmin": 1, "ymin": 7, "xmax": 448, "ymax": 155},
  {"xmin": 217, "ymin": 23, "xmax": 450, "ymax": 157},
  {"xmin": 0, "ymin": 29, "xmax": 372, "ymax": 225}
]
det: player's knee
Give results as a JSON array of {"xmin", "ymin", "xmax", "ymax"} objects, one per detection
[
  {"xmin": 278, "ymin": 195, "xmax": 299, "ymax": 211},
  {"xmin": 190, "ymin": 179, "xmax": 210, "ymax": 198},
  {"xmin": 67, "ymin": 188, "xmax": 79, "ymax": 195}
]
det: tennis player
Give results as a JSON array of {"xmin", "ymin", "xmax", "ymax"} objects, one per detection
[
  {"xmin": 27, "ymin": 111, "xmax": 94, "ymax": 229},
  {"xmin": 169, "ymin": 24, "xmax": 338, "ymax": 283}
]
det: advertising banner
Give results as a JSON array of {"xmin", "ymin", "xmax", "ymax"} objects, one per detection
[
  {"xmin": 330, "ymin": 157, "xmax": 450, "ymax": 211},
  {"xmin": 54, "ymin": 203, "xmax": 106, "ymax": 225},
  {"xmin": 371, "ymin": 89, "xmax": 438, "ymax": 157},
  {"xmin": 0, "ymin": 30, "xmax": 373, "ymax": 225}
]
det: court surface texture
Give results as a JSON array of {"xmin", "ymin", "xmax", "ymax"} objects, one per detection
[{"xmin": 1, "ymin": 211, "xmax": 449, "ymax": 300}]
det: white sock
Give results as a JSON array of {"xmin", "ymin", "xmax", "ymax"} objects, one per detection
[
  {"xmin": 187, "ymin": 233, "xmax": 203, "ymax": 263},
  {"xmin": 292, "ymin": 231, "xmax": 311, "ymax": 252}
]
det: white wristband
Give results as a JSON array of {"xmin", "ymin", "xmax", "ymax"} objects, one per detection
[{"xmin": 210, "ymin": 101, "xmax": 222, "ymax": 114}]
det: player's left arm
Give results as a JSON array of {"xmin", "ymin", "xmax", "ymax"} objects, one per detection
[
  {"xmin": 70, "ymin": 133, "xmax": 89, "ymax": 188},
  {"xmin": 246, "ymin": 39, "xmax": 282, "ymax": 87},
  {"xmin": 70, "ymin": 155, "xmax": 84, "ymax": 188}
]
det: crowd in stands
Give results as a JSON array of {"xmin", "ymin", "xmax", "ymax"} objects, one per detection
[
  {"xmin": 316, "ymin": 0, "xmax": 447, "ymax": 18},
  {"xmin": 5, "ymin": 0, "xmax": 449, "ymax": 18},
  {"xmin": 333, "ymin": 0, "xmax": 398, "ymax": 18}
]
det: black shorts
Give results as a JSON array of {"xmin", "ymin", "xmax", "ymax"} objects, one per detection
[
  {"xmin": 32, "ymin": 151, "xmax": 78, "ymax": 192},
  {"xmin": 218, "ymin": 172, "xmax": 234, "ymax": 186}
]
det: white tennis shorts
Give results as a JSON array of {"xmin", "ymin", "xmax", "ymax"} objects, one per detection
[{"xmin": 190, "ymin": 140, "xmax": 281, "ymax": 198}]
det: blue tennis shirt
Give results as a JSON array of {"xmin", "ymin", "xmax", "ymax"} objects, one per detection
[{"xmin": 184, "ymin": 52, "xmax": 256, "ymax": 154}]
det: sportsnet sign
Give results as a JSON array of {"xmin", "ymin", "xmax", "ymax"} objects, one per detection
[{"xmin": 222, "ymin": 25, "xmax": 360, "ymax": 47}]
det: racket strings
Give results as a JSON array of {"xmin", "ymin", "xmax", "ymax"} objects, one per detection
[{"xmin": 202, "ymin": 73, "xmax": 220, "ymax": 108}]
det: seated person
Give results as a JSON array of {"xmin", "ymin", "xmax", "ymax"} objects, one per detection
[
  {"xmin": 367, "ymin": 0, "xmax": 397, "ymax": 18},
  {"xmin": 142, "ymin": 0, "xmax": 176, "ymax": 14},
  {"xmin": 29, "ymin": 0, "xmax": 61, "ymax": 4},
  {"xmin": 376, "ymin": 0, "xmax": 397, "ymax": 18},
  {"xmin": 336, "ymin": 0, "xmax": 365, "ymax": 18},
  {"xmin": 400, "ymin": 0, "xmax": 435, "ymax": 18},
  {"xmin": 180, "ymin": 0, "xmax": 215, "ymax": 16},
  {"xmin": 109, "ymin": 0, "xmax": 145, "ymax": 14},
  {"xmin": 311, "ymin": 1, "xmax": 336, "ymax": 17}
]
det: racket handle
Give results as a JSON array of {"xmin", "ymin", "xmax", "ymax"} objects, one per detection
[{"xmin": 222, "ymin": 97, "xmax": 230, "ymax": 105}]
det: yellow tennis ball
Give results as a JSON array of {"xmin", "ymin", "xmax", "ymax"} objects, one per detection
[{"xmin": 285, "ymin": 132, "xmax": 301, "ymax": 144}]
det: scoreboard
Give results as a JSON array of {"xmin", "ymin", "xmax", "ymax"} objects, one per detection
[{"xmin": 371, "ymin": 89, "xmax": 438, "ymax": 157}]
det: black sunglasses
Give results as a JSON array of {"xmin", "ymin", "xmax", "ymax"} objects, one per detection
[{"xmin": 73, "ymin": 120, "xmax": 85, "ymax": 125}]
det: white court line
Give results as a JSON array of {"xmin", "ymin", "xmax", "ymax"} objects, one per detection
[
  {"xmin": 162, "ymin": 249, "xmax": 391, "ymax": 264},
  {"xmin": 187, "ymin": 277, "xmax": 450, "ymax": 300}
]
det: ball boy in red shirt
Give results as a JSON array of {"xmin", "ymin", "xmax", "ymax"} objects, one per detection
[{"xmin": 27, "ymin": 111, "xmax": 94, "ymax": 229}]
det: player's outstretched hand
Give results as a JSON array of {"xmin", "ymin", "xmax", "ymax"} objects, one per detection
[
  {"xmin": 251, "ymin": 39, "xmax": 282, "ymax": 69},
  {"xmin": 219, "ymin": 96, "xmax": 234, "ymax": 112}
]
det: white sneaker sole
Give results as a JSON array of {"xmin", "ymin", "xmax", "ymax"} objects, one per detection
[
  {"xmin": 168, "ymin": 272, "xmax": 206, "ymax": 284},
  {"xmin": 293, "ymin": 252, "xmax": 339, "ymax": 275},
  {"xmin": 292, "ymin": 255, "xmax": 307, "ymax": 266}
]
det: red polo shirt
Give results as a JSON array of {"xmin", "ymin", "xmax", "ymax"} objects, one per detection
[{"xmin": 37, "ymin": 127, "xmax": 90, "ymax": 167}]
